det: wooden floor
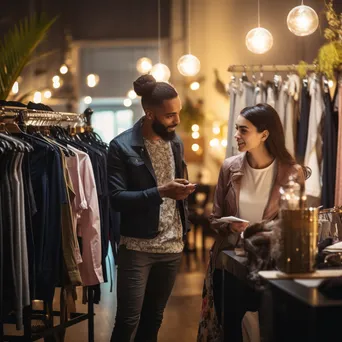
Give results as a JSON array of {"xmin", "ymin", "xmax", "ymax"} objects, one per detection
[{"xmin": 4, "ymin": 230, "xmax": 213, "ymax": 342}]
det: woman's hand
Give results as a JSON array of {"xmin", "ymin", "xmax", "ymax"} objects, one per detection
[{"xmin": 229, "ymin": 222, "xmax": 249, "ymax": 233}]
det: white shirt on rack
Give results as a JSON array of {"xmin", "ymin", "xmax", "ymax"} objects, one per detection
[
  {"xmin": 238, "ymin": 159, "xmax": 275, "ymax": 224},
  {"xmin": 304, "ymin": 76, "xmax": 324, "ymax": 198}
]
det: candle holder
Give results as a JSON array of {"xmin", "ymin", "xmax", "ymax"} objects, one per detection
[{"xmin": 278, "ymin": 208, "xmax": 318, "ymax": 273}]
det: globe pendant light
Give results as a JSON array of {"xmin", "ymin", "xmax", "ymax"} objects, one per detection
[
  {"xmin": 151, "ymin": 0, "xmax": 171, "ymax": 82},
  {"xmin": 245, "ymin": 0, "xmax": 273, "ymax": 54},
  {"xmin": 150, "ymin": 63, "xmax": 171, "ymax": 82},
  {"xmin": 136, "ymin": 57, "xmax": 153, "ymax": 74},
  {"xmin": 177, "ymin": 0, "xmax": 201, "ymax": 76},
  {"xmin": 177, "ymin": 54, "xmax": 201, "ymax": 77},
  {"xmin": 287, "ymin": 1, "xmax": 319, "ymax": 37}
]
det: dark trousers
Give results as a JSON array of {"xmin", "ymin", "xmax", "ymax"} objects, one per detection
[
  {"xmin": 213, "ymin": 269, "xmax": 261, "ymax": 342},
  {"xmin": 111, "ymin": 246, "xmax": 182, "ymax": 342}
]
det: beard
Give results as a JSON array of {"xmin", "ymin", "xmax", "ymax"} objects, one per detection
[{"xmin": 152, "ymin": 118, "xmax": 177, "ymax": 141}]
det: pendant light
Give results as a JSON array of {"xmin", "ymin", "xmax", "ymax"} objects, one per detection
[
  {"xmin": 150, "ymin": 0, "xmax": 171, "ymax": 82},
  {"xmin": 177, "ymin": 0, "xmax": 200, "ymax": 76},
  {"xmin": 245, "ymin": 0, "xmax": 273, "ymax": 54},
  {"xmin": 287, "ymin": 1, "xmax": 319, "ymax": 36},
  {"xmin": 136, "ymin": 57, "xmax": 153, "ymax": 74}
]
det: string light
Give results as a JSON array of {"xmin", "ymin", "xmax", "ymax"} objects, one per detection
[
  {"xmin": 191, "ymin": 124, "xmax": 199, "ymax": 132},
  {"xmin": 190, "ymin": 81, "xmax": 200, "ymax": 91},
  {"xmin": 221, "ymin": 139, "xmax": 228, "ymax": 147},
  {"xmin": 33, "ymin": 91, "xmax": 42, "ymax": 104},
  {"xmin": 84, "ymin": 96, "xmax": 92, "ymax": 104},
  {"xmin": 11, "ymin": 81, "xmax": 19, "ymax": 94},
  {"xmin": 124, "ymin": 98, "xmax": 132, "ymax": 107},
  {"xmin": 44, "ymin": 90, "xmax": 52, "ymax": 99},
  {"xmin": 210, "ymin": 138, "xmax": 220, "ymax": 147},
  {"xmin": 127, "ymin": 90, "xmax": 137, "ymax": 100},
  {"xmin": 87, "ymin": 74, "xmax": 100, "ymax": 88},
  {"xmin": 60, "ymin": 64, "xmax": 68, "ymax": 74},
  {"xmin": 192, "ymin": 132, "xmax": 200, "ymax": 139},
  {"xmin": 191, "ymin": 143, "xmax": 200, "ymax": 152}
]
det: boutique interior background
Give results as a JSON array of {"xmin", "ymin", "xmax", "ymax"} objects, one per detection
[{"xmin": 1, "ymin": 0, "xmax": 341, "ymax": 184}]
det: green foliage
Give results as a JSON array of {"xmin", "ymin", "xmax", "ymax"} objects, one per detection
[
  {"xmin": 0, "ymin": 13, "xmax": 57, "ymax": 100},
  {"xmin": 298, "ymin": 1, "xmax": 341, "ymax": 79},
  {"xmin": 317, "ymin": 41, "xmax": 342, "ymax": 78},
  {"xmin": 297, "ymin": 61, "xmax": 310, "ymax": 79},
  {"xmin": 180, "ymin": 97, "xmax": 205, "ymax": 132},
  {"xmin": 317, "ymin": 1, "xmax": 342, "ymax": 78}
]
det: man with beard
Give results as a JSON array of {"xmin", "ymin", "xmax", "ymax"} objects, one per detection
[{"xmin": 108, "ymin": 74, "xmax": 195, "ymax": 341}]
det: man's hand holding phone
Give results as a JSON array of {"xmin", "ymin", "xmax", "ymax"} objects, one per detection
[{"xmin": 158, "ymin": 178, "xmax": 196, "ymax": 200}]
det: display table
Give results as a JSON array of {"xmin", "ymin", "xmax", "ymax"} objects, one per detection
[{"xmin": 220, "ymin": 250, "xmax": 342, "ymax": 342}]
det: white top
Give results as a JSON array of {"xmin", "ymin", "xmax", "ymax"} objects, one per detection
[
  {"xmin": 238, "ymin": 159, "xmax": 275, "ymax": 224},
  {"xmin": 304, "ymin": 76, "xmax": 324, "ymax": 198}
]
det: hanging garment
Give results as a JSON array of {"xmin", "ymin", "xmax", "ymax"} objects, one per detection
[
  {"xmin": 322, "ymin": 88, "xmax": 338, "ymax": 208},
  {"xmin": 296, "ymin": 79, "xmax": 311, "ymax": 163},
  {"xmin": 304, "ymin": 77, "xmax": 324, "ymax": 199},
  {"xmin": 30, "ymin": 138, "xmax": 64, "ymax": 302},
  {"xmin": 276, "ymin": 81, "xmax": 288, "ymax": 127},
  {"xmin": 335, "ymin": 83, "xmax": 342, "ymax": 206},
  {"xmin": 227, "ymin": 81, "xmax": 255, "ymax": 157},
  {"xmin": 266, "ymin": 82, "xmax": 275, "ymax": 108},
  {"xmin": 226, "ymin": 81, "xmax": 238, "ymax": 158},
  {"xmin": 75, "ymin": 148, "xmax": 104, "ymax": 286},
  {"xmin": 254, "ymin": 82, "xmax": 266, "ymax": 104},
  {"xmin": 286, "ymin": 74, "xmax": 301, "ymax": 157}
]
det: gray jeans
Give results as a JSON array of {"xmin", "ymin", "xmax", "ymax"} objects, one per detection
[{"xmin": 111, "ymin": 246, "xmax": 182, "ymax": 342}]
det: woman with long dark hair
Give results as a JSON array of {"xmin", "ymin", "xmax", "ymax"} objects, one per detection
[{"xmin": 198, "ymin": 104, "xmax": 306, "ymax": 342}]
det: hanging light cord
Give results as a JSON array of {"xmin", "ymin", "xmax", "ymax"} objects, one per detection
[
  {"xmin": 301, "ymin": 0, "xmax": 304, "ymax": 5},
  {"xmin": 257, "ymin": 0, "xmax": 260, "ymax": 27},
  {"xmin": 188, "ymin": 0, "xmax": 191, "ymax": 54},
  {"xmin": 158, "ymin": 0, "xmax": 161, "ymax": 63}
]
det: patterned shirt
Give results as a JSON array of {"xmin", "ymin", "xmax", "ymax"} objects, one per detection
[{"xmin": 120, "ymin": 138, "xmax": 184, "ymax": 253}]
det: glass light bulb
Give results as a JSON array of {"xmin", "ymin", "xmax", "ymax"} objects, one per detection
[
  {"xmin": 150, "ymin": 63, "xmax": 171, "ymax": 82},
  {"xmin": 287, "ymin": 5, "xmax": 319, "ymax": 36},
  {"xmin": 52, "ymin": 75, "xmax": 60, "ymax": 83},
  {"xmin": 44, "ymin": 90, "xmax": 52, "ymax": 99},
  {"xmin": 190, "ymin": 81, "xmax": 200, "ymax": 90},
  {"xmin": 192, "ymin": 131, "xmax": 200, "ymax": 139},
  {"xmin": 191, "ymin": 124, "xmax": 199, "ymax": 132},
  {"xmin": 191, "ymin": 143, "xmax": 200, "ymax": 152},
  {"xmin": 177, "ymin": 54, "xmax": 201, "ymax": 77},
  {"xmin": 33, "ymin": 91, "xmax": 42, "ymax": 104},
  {"xmin": 60, "ymin": 64, "xmax": 68, "ymax": 74},
  {"xmin": 84, "ymin": 96, "xmax": 92, "ymax": 104},
  {"xmin": 87, "ymin": 74, "xmax": 99, "ymax": 88},
  {"xmin": 245, "ymin": 27, "xmax": 273, "ymax": 54},
  {"xmin": 11, "ymin": 81, "xmax": 19, "ymax": 94},
  {"xmin": 127, "ymin": 89, "xmax": 137, "ymax": 100},
  {"xmin": 124, "ymin": 98, "xmax": 132, "ymax": 107},
  {"xmin": 136, "ymin": 57, "xmax": 153, "ymax": 74}
]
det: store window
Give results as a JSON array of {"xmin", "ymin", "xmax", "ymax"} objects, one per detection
[{"xmin": 92, "ymin": 109, "xmax": 133, "ymax": 143}]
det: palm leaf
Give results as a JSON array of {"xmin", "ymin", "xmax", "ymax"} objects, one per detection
[{"xmin": 0, "ymin": 13, "xmax": 57, "ymax": 100}]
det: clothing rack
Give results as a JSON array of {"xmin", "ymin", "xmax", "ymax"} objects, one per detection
[
  {"xmin": 319, "ymin": 206, "xmax": 342, "ymax": 215},
  {"xmin": 227, "ymin": 64, "xmax": 317, "ymax": 73},
  {"xmin": 0, "ymin": 107, "xmax": 82, "ymax": 124},
  {"xmin": 0, "ymin": 107, "xmax": 95, "ymax": 342}
]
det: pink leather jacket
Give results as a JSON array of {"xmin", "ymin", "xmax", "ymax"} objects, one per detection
[{"xmin": 210, "ymin": 152, "xmax": 304, "ymax": 269}]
